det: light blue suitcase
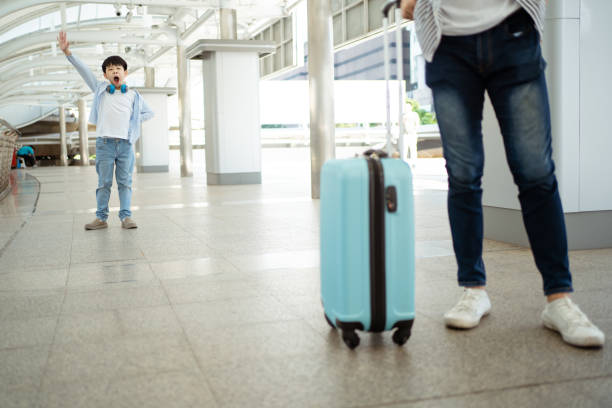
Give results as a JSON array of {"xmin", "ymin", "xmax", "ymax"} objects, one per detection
[
  {"xmin": 320, "ymin": 1, "xmax": 415, "ymax": 349},
  {"xmin": 320, "ymin": 151, "xmax": 415, "ymax": 348}
]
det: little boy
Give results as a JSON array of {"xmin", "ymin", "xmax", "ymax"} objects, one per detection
[{"xmin": 58, "ymin": 31, "xmax": 153, "ymax": 230}]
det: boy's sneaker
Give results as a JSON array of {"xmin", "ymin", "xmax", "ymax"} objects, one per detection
[
  {"xmin": 444, "ymin": 288, "xmax": 491, "ymax": 329},
  {"xmin": 85, "ymin": 218, "xmax": 107, "ymax": 230},
  {"xmin": 121, "ymin": 217, "xmax": 137, "ymax": 229},
  {"xmin": 541, "ymin": 297, "xmax": 605, "ymax": 347}
]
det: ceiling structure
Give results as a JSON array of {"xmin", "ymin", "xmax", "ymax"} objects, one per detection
[{"xmin": 0, "ymin": 0, "xmax": 301, "ymax": 128}]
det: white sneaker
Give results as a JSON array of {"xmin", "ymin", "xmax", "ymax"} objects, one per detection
[
  {"xmin": 444, "ymin": 288, "xmax": 491, "ymax": 329},
  {"xmin": 541, "ymin": 297, "xmax": 605, "ymax": 347}
]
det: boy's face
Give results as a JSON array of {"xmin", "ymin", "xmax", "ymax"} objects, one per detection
[{"xmin": 103, "ymin": 64, "xmax": 128, "ymax": 87}]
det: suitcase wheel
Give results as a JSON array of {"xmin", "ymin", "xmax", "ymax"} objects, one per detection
[
  {"xmin": 324, "ymin": 313, "xmax": 336, "ymax": 329},
  {"xmin": 392, "ymin": 327, "xmax": 412, "ymax": 346},
  {"xmin": 342, "ymin": 330, "xmax": 360, "ymax": 349}
]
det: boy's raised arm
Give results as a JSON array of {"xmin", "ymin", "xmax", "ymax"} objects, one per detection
[{"xmin": 58, "ymin": 31, "xmax": 100, "ymax": 92}]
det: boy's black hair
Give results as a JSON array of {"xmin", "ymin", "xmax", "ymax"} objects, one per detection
[{"xmin": 101, "ymin": 56, "xmax": 127, "ymax": 73}]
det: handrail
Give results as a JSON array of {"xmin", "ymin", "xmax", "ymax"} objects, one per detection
[{"xmin": 0, "ymin": 118, "xmax": 22, "ymax": 136}]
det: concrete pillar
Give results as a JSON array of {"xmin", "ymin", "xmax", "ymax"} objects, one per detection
[
  {"xmin": 177, "ymin": 43, "xmax": 193, "ymax": 177},
  {"xmin": 77, "ymin": 98, "xmax": 89, "ymax": 166},
  {"xmin": 144, "ymin": 66, "xmax": 155, "ymax": 88},
  {"xmin": 307, "ymin": 0, "xmax": 335, "ymax": 199},
  {"xmin": 219, "ymin": 8, "xmax": 237, "ymax": 39},
  {"xmin": 481, "ymin": 0, "xmax": 612, "ymax": 249},
  {"xmin": 58, "ymin": 105, "xmax": 68, "ymax": 166}
]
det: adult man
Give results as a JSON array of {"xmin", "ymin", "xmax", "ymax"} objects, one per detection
[{"xmin": 400, "ymin": 0, "xmax": 604, "ymax": 347}]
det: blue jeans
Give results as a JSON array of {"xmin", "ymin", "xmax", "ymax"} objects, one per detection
[
  {"xmin": 425, "ymin": 9, "xmax": 572, "ymax": 296},
  {"xmin": 95, "ymin": 137, "xmax": 134, "ymax": 221}
]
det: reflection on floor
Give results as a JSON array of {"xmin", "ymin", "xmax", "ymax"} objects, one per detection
[{"xmin": 1, "ymin": 147, "xmax": 610, "ymax": 407}]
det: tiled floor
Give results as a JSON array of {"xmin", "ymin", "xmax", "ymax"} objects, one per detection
[{"xmin": 1, "ymin": 147, "xmax": 610, "ymax": 407}]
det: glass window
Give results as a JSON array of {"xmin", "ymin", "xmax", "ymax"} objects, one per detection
[
  {"xmin": 273, "ymin": 21, "xmax": 282, "ymax": 43},
  {"xmin": 332, "ymin": 0, "xmax": 343, "ymax": 13},
  {"xmin": 284, "ymin": 40, "xmax": 294, "ymax": 67},
  {"xmin": 252, "ymin": 13, "xmax": 296, "ymax": 75},
  {"xmin": 367, "ymin": 0, "xmax": 385, "ymax": 31},
  {"xmin": 333, "ymin": 14, "xmax": 343, "ymax": 45},
  {"xmin": 284, "ymin": 16, "xmax": 292, "ymax": 38},
  {"xmin": 265, "ymin": 56, "xmax": 273, "ymax": 75},
  {"xmin": 346, "ymin": 4, "xmax": 364, "ymax": 40},
  {"xmin": 273, "ymin": 46, "xmax": 282, "ymax": 70}
]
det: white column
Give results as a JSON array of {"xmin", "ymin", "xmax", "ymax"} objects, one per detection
[
  {"xmin": 219, "ymin": 8, "xmax": 237, "ymax": 39},
  {"xmin": 307, "ymin": 0, "xmax": 336, "ymax": 199},
  {"xmin": 177, "ymin": 43, "xmax": 193, "ymax": 177},
  {"xmin": 144, "ymin": 66, "xmax": 155, "ymax": 87},
  {"xmin": 77, "ymin": 98, "xmax": 89, "ymax": 166},
  {"xmin": 59, "ymin": 105, "xmax": 68, "ymax": 166}
]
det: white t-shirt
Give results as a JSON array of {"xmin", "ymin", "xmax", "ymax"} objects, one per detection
[
  {"xmin": 96, "ymin": 88, "xmax": 136, "ymax": 140},
  {"xmin": 440, "ymin": 0, "xmax": 522, "ymax": 36}
]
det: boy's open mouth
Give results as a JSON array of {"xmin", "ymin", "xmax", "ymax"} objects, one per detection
[{"xmin": 113, "ymin": 76, "xmax": 119, "ymax": 83}]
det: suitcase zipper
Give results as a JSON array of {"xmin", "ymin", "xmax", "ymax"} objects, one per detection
[{"xmin": 367, "ymin": 156, "xmax": 386, "ymax": 332}]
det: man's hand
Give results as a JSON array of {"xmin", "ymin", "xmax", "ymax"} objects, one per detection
[
  {"xmin": 58, "ymin": 31, "xmax": 71, "ymax": 56},
  {"xmin": 400, "ymin": 0, "xmax": 417, "ymax": 20}
]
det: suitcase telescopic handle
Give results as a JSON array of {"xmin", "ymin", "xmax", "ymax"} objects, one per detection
[{"xmin": 382, "ymin": 0, "xmax": 401, "ymax": 18}]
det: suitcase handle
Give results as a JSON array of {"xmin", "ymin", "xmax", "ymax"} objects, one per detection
[
  {"xmin": 363, "ymin": 149, "xmax": 389, "ymax": 159},
  {"xmin": 382, "ymin": 0, "xmax": 401, "ymax": 18}
]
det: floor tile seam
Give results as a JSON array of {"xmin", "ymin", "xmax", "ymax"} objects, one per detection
[
  {"xmin": 159, "ymin": 276, "xmax": 223, "ymax": 408},
  {"xmin": 573, "ymin": 286, "xmax": 612, "ymax": 295},
  {"xmin": 39, "ymin": 367, "xmax": 205, "ymax": 397},
  {"xmin": 36, "ymin": 214, "xmax": 74, "ymax": 397},
  {"xmin": 48, "ymin": 332, "xmax": 190, "ymax": 352},
  {"xmin": 158, "ymin": 279, "xmax": 264, "ymax": 293},
  {"xmin": 178, "ymin": 314, "xmax": 305, "ymax": 335},
  {"xmin": 56, "ymin": 300, "xmax": 186, "ymax": 319},
  {"xmin": 60, "ymin": 281, "xmax": 164, "ymax": 296},
  {"xmin": 185, "ymin": 315, "xmax": 318, "ymax": 338},
  {"xmin": 59, "ymin": 300, "xmax": 172, "ymax": 316},
  {"xmin": 163, "ymin": 211, "xmax": 208, "ymax": 243},
  {"xmin": 275, "ymin": 291, "xmax": 339, "ymax": 344},
  {"xmin": 67, "ymin": 256, "xmax": 146, "ymax": 266},
  {"xmin": 351, "ymin": 374, "xmax": 612, "ymax": 408},
  {"xmin": 0, "ymin": 310, "xmax": 64, "ymax": 325}
]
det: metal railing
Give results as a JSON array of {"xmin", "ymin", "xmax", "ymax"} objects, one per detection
[{"xmin": 0, "ymin": 118, "xmax": 21, "ymax": 199}]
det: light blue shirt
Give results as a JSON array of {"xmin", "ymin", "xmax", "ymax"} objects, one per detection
[{"xmin": 66, "ymin": 54, "xmax": 154, "ymax": 144}]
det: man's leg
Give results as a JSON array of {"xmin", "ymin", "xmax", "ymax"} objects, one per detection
[
  {"xmin": 486, "ymin": 11, "xmax": 604, "ymax": 346},
  {"xmin": 488, "ymin": 74, "xmax": 572, "ymax": 296},
  {"xmin": 426, "ymin": 35, "xmax": 491, "ymax": 329},
  {"xmin": 115, "ymin": 139, "xmax": 135, "ymax": 225},
  {"xmin": 426, "ymin": 40, "xmax": 488, "ymax": 289}
]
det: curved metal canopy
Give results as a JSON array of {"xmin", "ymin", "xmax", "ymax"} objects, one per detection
[{"xmin": 0, "ymin": 0, "xmax": 297, "ymax": 127}]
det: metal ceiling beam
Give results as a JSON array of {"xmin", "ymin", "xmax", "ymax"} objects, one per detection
[
  {"xmin": 0, "ymin": 74, "xmax": 85, "ymax": 97},
  {"xmin": 180, "ymin": 9, "xmax": 214, "ymax": 41},
  {"xmin": 0, "ymin": 5, "xmax": 61, "ymax": 37},
  {"xmin": 0, "ymin": 96, "xmax": 81, "ymax": 107},
  {"xmin": 0, "ymin": 1, "xmax": 279, "ymax": 21},
  {"xmin": 0, "ymin": 29, "xmax": 178, "ymax": 65}
]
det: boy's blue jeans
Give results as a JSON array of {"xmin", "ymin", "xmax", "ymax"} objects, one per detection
[
  {"xmin": 95, "ymin": 137, "xmax": 134, "ymax": 221},
  {"xmin": 425, "ymin": 9, "xmax": 573, "ymax": 296}
]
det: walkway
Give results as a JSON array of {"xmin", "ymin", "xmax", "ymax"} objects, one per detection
[{"xmin": 0, "ymin": 148, "xmax": 610, "ymax": 407}]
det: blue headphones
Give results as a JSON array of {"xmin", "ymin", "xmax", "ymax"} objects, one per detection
[{"xmin": 106, "ymin": 84, "xmax": 128, "ymax": 94}]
